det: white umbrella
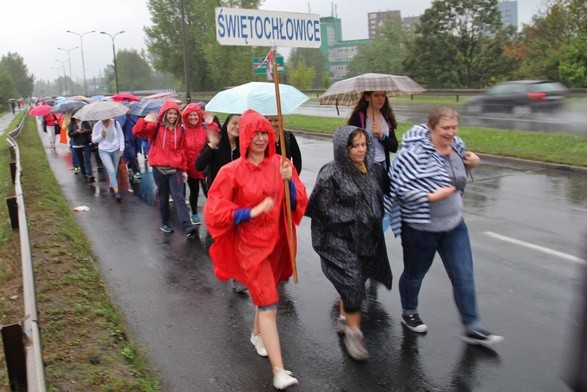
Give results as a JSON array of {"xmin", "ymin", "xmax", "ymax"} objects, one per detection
[
  {"xmin": 73, "ymin": 101, "xmax": 129, "ymax": 121},
  {"xmin": 320, "ymin": 73, "xmax": 426, "ymax": 106},
  {"xmin": 205, "ymin": 82, "xmax": 309, "ymax": 115}
]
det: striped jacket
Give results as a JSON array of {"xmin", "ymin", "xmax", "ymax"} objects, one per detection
[{"xmin": 385, "ymin": 124, "xmax": 466, "ymax": 236}]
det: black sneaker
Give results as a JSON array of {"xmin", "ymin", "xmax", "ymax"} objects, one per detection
[
  {"xmin": 160, "ymin": 224, "xmax": 174, "ymax": 233},
  {"xmin": 462, "ymin": 329, "xmax": 504, "ymax": 348},
  {"xmin": 401, "ymin": 314, "xmax": 428, "ymax": 333},
  {"xmin": 186, "ymin": 228, "xmax": 197, "ymax": 238}
]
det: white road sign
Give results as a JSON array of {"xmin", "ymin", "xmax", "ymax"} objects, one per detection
[{"xmin": 215, "ymin": 7, "xmax": 321, "ymax": 48}]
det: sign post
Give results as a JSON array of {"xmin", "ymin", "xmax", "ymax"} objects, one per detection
[{"xmin": 215, "ymin": 7, "xmax": 321, "ymax": 284}]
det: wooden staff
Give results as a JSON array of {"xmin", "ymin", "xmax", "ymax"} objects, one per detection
[{"xmin": 270, "ymin": 48, "xmax": 298, "ymax": 284}]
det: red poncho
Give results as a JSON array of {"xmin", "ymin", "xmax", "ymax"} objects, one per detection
[{"xmin": 204, "ymin": 110, "xmax": 308, "ymax": 306}]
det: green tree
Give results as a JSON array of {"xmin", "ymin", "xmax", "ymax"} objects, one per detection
[
  {"xmin": 0, "ymin": 70, "xmax": 17, "ymax": 105},
  {"xmin": 346, "ymin": 13, "xmax": 411, "ymax": 77},
  {"xmin": 402, "ymin": 0, "xmax": 516, "ymax": 88},
  {"xmin": 145, "ymin": 0, "xmax": 261, "ymax": 91},
  {"xmin": 0, "ymin": 52, "xmax": 34, "ymax": 98},
  {"xmin": 514, "ymin": 0, "xmax": 587, "ymax": 85},
  {"xmin": 115, "ymin": 49, "xmax": 155, "ymax": 91},
  {"xmin": 287, "ymin": 59, "xmax": 315, "ymax": 89},
  {"xmin": 559, "ymin": 34, "xmax": 587, "ymax": 87},
  {"xmin": 286, "ymin": 48, "xmax": 326, "ymax": 88}
]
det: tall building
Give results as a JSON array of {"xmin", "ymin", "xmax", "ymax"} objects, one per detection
[
  {"xmin": 497, "ymin": 1, "xmax": 518, "ymax": 30},
  {"xmin": 368, "ymin": 11, "xmax": 402, "ymax": 39},
  {"xmin": 320, "ymin": 16, "xmax": 370, "ymax": 81}
]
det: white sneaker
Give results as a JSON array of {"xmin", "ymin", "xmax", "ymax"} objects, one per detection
[
  {"xmin": 250, "ymin": 334, "xmax": 268, "ymax": 357},
  {"xmin": 273, "ymin": 368, "xmax": 298, "ymax": 390}
]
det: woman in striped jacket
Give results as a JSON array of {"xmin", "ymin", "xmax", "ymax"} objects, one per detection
[{"xmin": 387, "ymin": 106, "xmax": 504, "ymax": 349}]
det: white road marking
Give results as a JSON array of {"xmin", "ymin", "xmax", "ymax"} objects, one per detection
[{"xmin": 484, "ymin": 231, "xmax": 585, "ymax": 264}]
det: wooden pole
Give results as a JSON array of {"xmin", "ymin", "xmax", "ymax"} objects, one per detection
[{"xmin": 270, "ymin": 48, "xmax": 298, "ymax": 284}]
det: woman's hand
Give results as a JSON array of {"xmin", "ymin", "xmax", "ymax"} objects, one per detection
[
  {"xmin": 463, "ymin": 151, "xmax": 480, "ymax": 168},
  {"xmin": 206, "ymin": 129, "xmax": 220, "ymax": 149},
  {"xmin": 372, "ymin": 122, "xmax": 384, "ymax": 139},
  {"xmin": 101, "ymin": 129, "xmax": 106, "ymax": 138},
  {"xmin": 280, "ymin": 160, "xmax": 292, "ymax": 181},
  {"xmin": 429, "ymin": 186, "xmax": 457, "ymax": 202},
  {"xmin": 251, "ymin": 197, "xmax": 274, "ymax": 218},
  {"xmin": 182, "ymin": 172, "xmax": 188, "ymax": 183}
]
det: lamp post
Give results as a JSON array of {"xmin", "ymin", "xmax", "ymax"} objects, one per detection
[
  {"xmin": 100, "ymin": 30, "xmax": 125, "ymax": 93},
  {"xmin": 67, "ymin": 30, "xmax": 95, "ymax": 97},
  {"xmin": 57, "ymin": 46, "xmax": 78, "ymax": 95},
  {"xmin": 50, "ymin": 66, "xmax": 63, "ymax": 95},
  {"xmin": 55, "ymin": 59, "xmax": 68, "ymax": 95},
  {"xmin": 180, "ymin": 0, "xmax": 191, "ymax": 103}
]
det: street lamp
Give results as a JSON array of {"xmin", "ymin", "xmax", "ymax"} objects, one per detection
[
  {"xmin": 55, "ymin": 59, "xmax": 68, "ymax": 94},
  {"xmin": 57, "ymin": 46, "xmax": 78, "ymax": 95},
  {"xmin": 67, "ymin": 30, "xmax": 95, "ymax": 96},
  {"xmin": 100, "ymin": 30, "xmax": 125, "ymax": 93},
  {"xmin": 180, "ymin": 0, "xmax": 191, "ymax": 103}
]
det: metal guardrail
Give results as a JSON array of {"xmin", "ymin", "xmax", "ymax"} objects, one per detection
[{"xmin": 3, "ymin": 110, "xmax": 47, "ymax": 391}]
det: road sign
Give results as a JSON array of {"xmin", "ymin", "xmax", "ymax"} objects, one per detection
[
  {"xmin": 252, "ymin": 56, "xmax": 284, "ymax": 74},
  {"xmin": 215, "ymin": 8, "xmax": 321, "ymax": 48}
]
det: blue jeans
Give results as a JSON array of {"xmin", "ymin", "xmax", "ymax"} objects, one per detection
[
  {"xmin": 399, "ymin": 220, "xmax": 479, "ymax": 329},
  {"xmin": 73, "ymin": 145, "xmax": 93, "ymax": 176},
  {"xmin": 152, "ymin": 168, "xmax": 193, "ymax": 232},
  {"xmin": 98, "ymin": 149, "xmax": 120, "ymax": 190}
]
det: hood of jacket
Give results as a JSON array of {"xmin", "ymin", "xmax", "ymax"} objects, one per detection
[
  {"xmin": 332, "ymin": 125, "xmax": 376, "ymax": 174},
  {"xmin": 238, "ymin": 109, "xmax": 275, "ymax": 158},
  {"xmin": 157, "ymin": 100, "xmax": 182, "ymax": 126},
  {"xmin": 182, "ymin": 103, "xmax": 204, "ymax": 128},
  {"xmin": 401, "ymin": 123, "xmax": 466, "ymax": 157}
]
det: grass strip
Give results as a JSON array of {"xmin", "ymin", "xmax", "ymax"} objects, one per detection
[{"xmin": 0, "ymin": 114, "xmax": 159, "ymax": 391}]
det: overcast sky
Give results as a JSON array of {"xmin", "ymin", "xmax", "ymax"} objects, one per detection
[{"xmin": 1, "ymin": 0, "xmax": 546, "ymax": 85}]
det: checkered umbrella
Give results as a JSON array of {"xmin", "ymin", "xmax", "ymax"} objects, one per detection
[
  {"xmin": 319, "ymin": 73, "xmax": 425, "ymax": 106},
  {"xmin": 72, "ymin": 100, "xmax": 129, "ymax": 121}
]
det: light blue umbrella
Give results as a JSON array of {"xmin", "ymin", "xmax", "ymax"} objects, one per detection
[{"xmin": 205, "ymin": 82, "xmax": 309, "ymax": 115}]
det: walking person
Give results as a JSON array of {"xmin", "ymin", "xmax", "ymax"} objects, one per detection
[
  {"xmin": 305, "ymin": 125, "xmax": 392, "ymax": 361},
  {"xmin": 196, "ymin": 113, "xmax": 245, "ymax": 291},
  {"xmin": 68, "ymin": 112, "xmax": 94, "ymax": 182},
  {"xmin": 204, "ymin": 109, "xmax": 308, "ymax": 390},
  {"xmin": 348, "ymin": 91, "xmax": 399, "ymax": 170},
  {"xmin": 195, "ymin": 113, "xmax": 240, "ymax": 189},
  {"xmin": 92, "ymin": 118, "xmax": 125, "ymax": 201},
  {"xmin": 132, "ymin": 100, "xmax": 196, "ymax": 238},
  {"xmin": 265, "ymin": 115, "xmax": 302, "ymax": 174},
  {"xmin": 387, "ymin": 106, "xmax": 504, "ymax": 348},
  {"xmin": 182, "ymin": 103, "xmax": 215, "ymax": 225},
  {"xmin": 43, "ymin": 112, "xmax": 59, "ymax": 151}
]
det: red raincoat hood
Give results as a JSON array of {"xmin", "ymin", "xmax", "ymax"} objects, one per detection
[
  {"xmin": 182, "ymin": 103, "xmax": 204, "ymax": 128},
  {"xmin": 157, "ymin": 100, "xmax": 182, "ymax": 126},
  {"xmin": 238, "ymin": 109, "xmax": 276, "ymax": 158}
]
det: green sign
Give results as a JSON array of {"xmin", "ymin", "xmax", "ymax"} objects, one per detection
[{"xmin": 252, "ymin": 56, "xmax": 284, "ymax": 74}]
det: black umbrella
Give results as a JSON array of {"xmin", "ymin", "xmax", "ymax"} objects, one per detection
[{"xmin": 51, "ymin": 100, "xmax": 87, "ymax": 114}]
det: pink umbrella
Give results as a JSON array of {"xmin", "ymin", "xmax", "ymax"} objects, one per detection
[
  {"xmin": 141, "ymin": 91, "xmax": 180, "ymax": 102},
  {"xmin": 112, "ymin": 93, "xmax": 140, "ymax": 102},
  {"xmin": 29, "ymin": 104, "xmax": 52, "ymax": 116}
]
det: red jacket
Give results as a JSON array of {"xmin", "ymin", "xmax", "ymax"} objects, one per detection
[
  {"xmin": 132, "ymin": 100, "xmax": 187, "ymax": 171},
  {"xmin": 204, "ymin": 110, "xmax": 308, "ymax": 306},
  {"xmin": 181, "ymin": 103, "xmax": 214, "ymax": 179}
]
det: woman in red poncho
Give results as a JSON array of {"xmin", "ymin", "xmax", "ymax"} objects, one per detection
[{"xmin": 204, "ymin": 109, "xmax": 307, "ymax": 390}]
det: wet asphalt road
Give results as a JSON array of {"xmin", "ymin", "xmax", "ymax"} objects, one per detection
[{"xmin": 36, "ymin": 121, "xmax": 587, "ymax": 391}]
